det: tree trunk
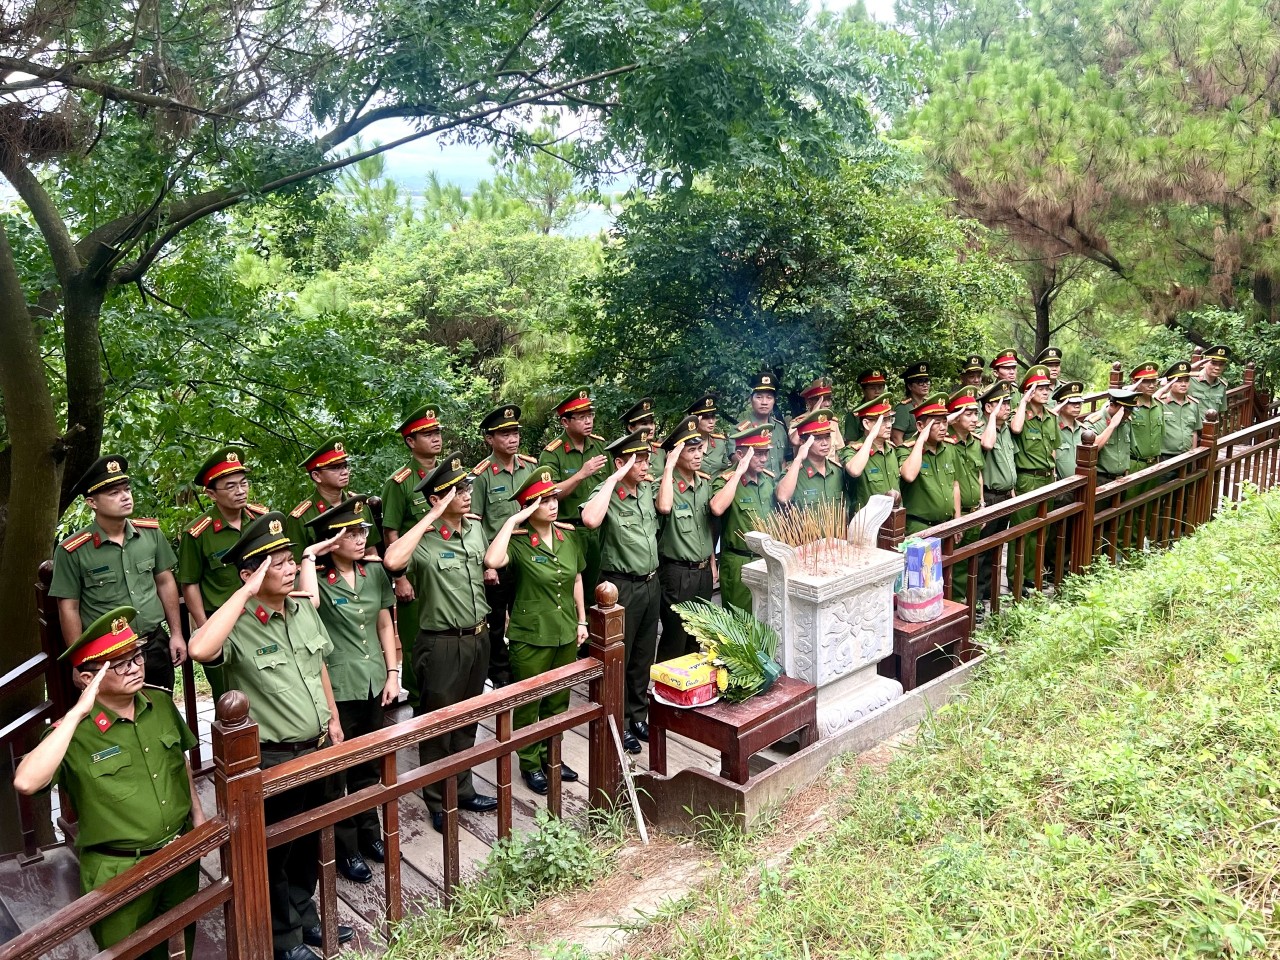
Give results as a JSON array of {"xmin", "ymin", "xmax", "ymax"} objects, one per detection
[
  {"xmin": 59, "ymin": 276, "xmax": 107, "ymax": 513},
  {"xmin": 1027, "ymin": 262, "xmax": 1054, "ymax": 356},
  {"xmin": 0, "ymin": 228, "xmax": 62, "ymax": 853}
]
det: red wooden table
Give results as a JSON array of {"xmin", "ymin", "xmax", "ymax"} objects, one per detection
[
  {"xmin": 878, "ymin": 599, "xmax": 974, "ymax": 691},
  {"xmin": 647, "ymin": 675, "xmax": 818, "ymax": 784}
]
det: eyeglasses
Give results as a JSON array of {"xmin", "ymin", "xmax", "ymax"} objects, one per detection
[{"xmin": 82, "ymin": 650, "xmax": 146, "ymax": 676}]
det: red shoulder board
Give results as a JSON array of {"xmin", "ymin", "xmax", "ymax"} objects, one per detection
[
  {"xmin": 246, "ymin": 503, "xmax": 268, "ymax": 516},
  {"xmin": 188, "ymin": 516, "xmax": 213, "ymax": 538},
  {"xmin": 61, "ymin": 531, "xmax": 93, "ymax": 553},
  {"xmin": 472, "ymin": 458, "xmax": 491, "ymax": 476},
  {"xmin": 290, "ymin": 500, "xmax": 312, "ymax": 518},
  {"xmin": 393, "ymin": 466, "xmax": 412, "ymax": 483},
  {"xmin": 132, "ymin": 517, "xmax": 161, "ymax": 529}
]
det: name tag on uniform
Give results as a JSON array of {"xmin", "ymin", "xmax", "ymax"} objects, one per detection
[
  {"xmin": 492, "ymin": 485, "xmax": 507, "ymax": 493},
  {"xmin": 440, "ymin": 550, "xmax": 456, "ymax": 559},
  {"xmin": 89, "ymin": 564, "xmax": 110, "ymax": 574},
  {"xmin": 533, "ymin": 555, "xmax": 549, "ymax": 564},
  {"xmin": 256, "ymin": 643, "xmax": 279, "ymax": 656},
  {"xmin": 213, "ymin": 548, "xmax": 230, "ymax": 560},
  {"xmin": 91, "ymin": 745, "xmax": 121, "ymax": 764},
  {"xmin": 330, "ymin": 597, "xmax": 349, "ymax": 606}
]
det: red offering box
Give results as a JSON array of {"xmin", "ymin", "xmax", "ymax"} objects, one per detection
[{"xmin": 654, "ymin": 680, "xmax": 718, "ymax": 706}]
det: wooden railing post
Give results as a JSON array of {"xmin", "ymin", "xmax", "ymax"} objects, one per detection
[
  {"xmin": 212, "ymin": 691, "xmax": 272, "ymax": 960},
  {"xmin": 1196, "ymin": 411, "xmax": 1219, "ymax": 524},
  {"xmin": 877, "ymin": 505, "xmax": 907, "ymax": 551},
  {"xmin": 1242, "ymin": 362, "xmax": 1257, "ymax": 428},
  {"xmin": 587, "ymin": 582, "xmax": 625, "ymax": 812},
  {"xmin": 1073, "ymin": 428, "xmax": 1099, "ymax": 572},
  {"xmin": 1109, "ymin": 361, "xmax": 1124, "ymax": 390}
]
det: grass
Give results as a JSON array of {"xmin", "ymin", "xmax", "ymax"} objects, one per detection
[{"xmin": 632, "ymin": 489, "xmax": 1280, "ymax": 959}]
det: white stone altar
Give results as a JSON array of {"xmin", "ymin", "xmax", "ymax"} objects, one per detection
[{"xmin": 740, "ymin": 495, "xmax": 904, "ymax": 738}]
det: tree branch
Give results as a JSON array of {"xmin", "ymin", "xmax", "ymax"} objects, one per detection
[{"xmin": 0, "ymin": 162, "xmax": 80, "ymax": 286}]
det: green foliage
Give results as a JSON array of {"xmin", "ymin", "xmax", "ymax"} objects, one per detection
[{"xmin": 672, "ymin": 600, "xmax": 781, "ymax": 703}]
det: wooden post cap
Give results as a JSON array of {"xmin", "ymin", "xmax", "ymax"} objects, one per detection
[
  {"xmin": 594, "ymin": 582, "xmax": 618, "ymax": 607},
  {"xmin": 1203, "ymin": 409, "xmax": 1219, "ymax": 422},
  {"xmin": 216, "ymin": 690, "xmax": 251, "ymax": 726},
  {"xmin": 1081, "ymin": 428, "xmax": 1097, "ymax": 445}
]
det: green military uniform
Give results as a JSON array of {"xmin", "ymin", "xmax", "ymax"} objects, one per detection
[
  {"xmin": 380, "ymin": 457, "xmax": 432, "ymax": 699},
  {"xmin": 1160, "ymin": 378, "xmax": 1203, "ymax": 458},
  {"xmin": 990, "ymin": 348, "xmax": 1023, "ymax": 409},
  {"xmin": 1086, "ymin": 405, "xmax": 1134, "ymax": 480},
  {"xmin": 1188, "ymin": 346, "xmax": 1231, "ymax": 418},
  {"xmin": 946, "ymin": 390, "xmax": 985, "ymax": 601},
  {"xmin": 900, "ymin": 396, "xmax": 959, "ymax": 535},
  {"xmin": 700, "ymin": 434, "xmax": 732, "ymax": 476},
  {"xmin": 655, "ymin": 418, "xmax": 715, "ymax": 663},
  {"xmin": 1056, "ymin": 420, "xmax": 1085, "ymax": 479},
  {"xmin": 892, "ymin": 362, "xmax": 933, "ymax": 440},
  {"xmin": 714, "ymin": 423, "xmax": 778, "ymax": 612},
  {"xmin": 177, "ymin": 505, "xmax": 268, "ymax": 613},
  {"xmin": 1008, "ymin": 368, "xmax": 1060, "ymax": 590},
  {"xmin": 976, "ymin": 383, "xmax": 1016, "ymax": 604},
  {"xmin": 840, "ymin": 441, "xmax": 900, "ymax": 514},
  {"xmin": 287, "ymin": 438, "xmax": 382, "ymax": 560},
  {"xmin": 1128, "ymin": 400, "xmax": 1165, "ymax": 473},
  {"xmin": 842, "ymin": 369, "xmax": 889, "ymax": 443},
  {"xmin": 782, "ymin": 409, "xmax": 846, "ymax": 524},
  {"xmin": 738, "ymin": 368, "xmax": 789, "ymax": 476},
  {"xmin": 597, "ymin": 431, "xmax": 661, "ymax": 726},
  {"xmin": 539, "ymin": 388, "xmax": 609, "ymax": 594}
]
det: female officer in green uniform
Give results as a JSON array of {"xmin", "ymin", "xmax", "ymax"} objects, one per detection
[
  {"xmin": 841, "ymin": 397, "xmax": 900, "ymax": 514},
  {"xmin": 710, "ymin": 423, "xmax": 777, "ymax": 612},
  {"xmin": 16, "ymin": 607, "xmax": 204, "ymax": 959},
  {"xmin": 483, "ymin": 469, "xmax": 587, "ymax": 794},
  {"xmin": 300, "ymin": 495, "xmax": 398, "ymax": 885}
]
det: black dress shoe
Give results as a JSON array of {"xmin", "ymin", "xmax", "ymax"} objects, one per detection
[
  {"xmin": 630, "ymin": 720, "xmax": 649, "ymax": 741},
  {"xmin": 303, "ymin": 924, "xmax": 354, "ymax": 946},
  {"xmin": 458, "ymin": 793, "xmax": 498, "ymax": 812},
  {"xmin": 622, "ymin": 730, "xmax": 642, "ymax": 754},
  {"xmin": 522, "ymin": 769, "xmax": 549, "ymax": 795},
  {"xmin": 360, "ymin": 839, "xmax": 386, "ymax": 863},
  {"xmin": 546, "ymin": 761, "xmax": 579, "ymax": 782},
  {"xmin": 489, "ymin": 675, "xmax": 511, "ymax": 688},
  {"xmin": 337, "ymin": 854, "xmax": 373, "ymax": 884},
  {"xmin": 430, "ymin": 812, "xmax": 444, "ymax": 833},
  {"xmin": 276, "ymin": 946, "xmax": 320, "ymax": 960}
]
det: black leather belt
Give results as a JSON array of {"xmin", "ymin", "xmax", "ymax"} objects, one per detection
[
  {"xmin": 601, "ymin": 569, "xmax": 656, "ymax": 583},
  {"xmin": 422, "ymin": 622, "xmax": 486, "ymax": 637},
  {"xmin": 260, "ymin": 734, "xmax": 328, "ymax": 753},
  {"xmin": 1022, "ymin": 469, "xmax": 1054, "ymax": 478},
  {"xmin": 1132, "ymin": 457, "xmax": 1156, "ymax": 467},
  {"xmin": 1097, "ymin": 471, "xmax": 1122, "ymax": 482},
  {"xmin": 660, "ymin": 557, "xmax": 711, "ymax": 569},
  {"xmin": 984, "ymin": 487, "xmax": 1014, "ymax": 500},
  {"xmin": 89, "ymin": 831, "xmax": 183, "ymax": 858}
]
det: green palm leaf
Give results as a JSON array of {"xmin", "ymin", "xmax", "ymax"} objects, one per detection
[{"xmin": 671, "ymin": 600, "xmax": 782, "ymax": 703}]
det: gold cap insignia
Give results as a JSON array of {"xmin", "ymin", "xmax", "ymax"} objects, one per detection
[
  {"xmin": 227, "ymin": 452, "xmax": 240, "ymax": 463},
  {"xmin": 540, "ymin": 470, "xmax": 552, "ymax": 484},
  {"xmin": 110, "ymin": 617, "xmax": 127, "ymax": 635},
  {"xmin": 425, "ymin": 409, "xmax": 436, "ymax": 420},
  {"xmin": 921, "ymin": 364, "xmax": 928, "ymax": 373},
  {"xmin": 451, "ymin": 458, "xmax": 461, "ymax": 471},
  {"xmin": 578, "ymin": 390, "xmax": 588, "ymax": 400},
  {"xmin": 353, "ymin": 501, "xmax": 363, "ymax": 514},
  {"xmin": 333, "ymin": 442, "xmax": 344, "ymax": 453},
  {"xmin": 106, "ymin": 460, "xmax": 121, "ymax": 474},
  {"xmin": 268, "ymin": 519, "xmax": 283, "ymax": 535},
  {"xmin": 761, "ymin": 375, "xmax": 772, "ymax": 385},
  {"xmin": 818, "ymin": 414, "xmax": 829, "ymax": 424},
  {"xmin": 504, "ymin": 408, "xmax": 514, "ymax": 418},
  {"xmin": 642, "ymin": 400, "xmax": 651, "ymax": 411}
]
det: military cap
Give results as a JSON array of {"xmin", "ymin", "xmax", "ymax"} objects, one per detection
[
  {"xmin": 195, "ymin": 447, "xmax": 249, "ymax": 488},
  {"xmin": 979, "ymin": 382, "xmax": 1012, "ymax": 405},
  {"xmin": 620, "ymin": 398, "xmax": 657, "ymax": 427},
  {"xmin": 960, "ymin": 354, "xmax": 985, "ymax": 374},
  {"xmin": 606, "ymin": 430, "xmax": 652, "ymax": 458},
  {"xmin": 223, "ymin": 511, "xmax": 294, "ymax": 566},
  {"xmin": 661, "ymin": 416, "xmax": 703, "ymax": 450},
  {"xmin": 63, "ymin": 606, "xmax": 142, "ymax": 668},
  {"xmin": 857, "ymin": 368, "xmax": 887, "ymax": 387},
  {"xmin": 514, "ymin": 467, "xmax": 560, "ymax": 506},
  {"xmin": 555, "ymin": 387, "xmax": 594, "ymax": 417},
  {"xmin": 1021, "ymin": 364, "xmax": 1052, "ymax": 390},
  {"xmin": 1130, "ymin": 361, "xmax": 1160, "ymax": 381},
  {"xmin": 305, "ymin": 494, "xmax": 372, "ymax": 536},
  {"xmin": 799, "ymin": 377, "xmax": 833, "ymax": 401},
  {"xmin": 729, "ymin": 423, "xmax": 774, "ymax": 449},
  {"xmin": 1203, "ymin": 345, "xmax": 1231, "ymax": 362},
  {"xmin": 685, "ymin": 394, "xmax": 719, "ymax": 417},
  {"xmin": 398, "ymin": 405, "xmax": 441, "ymax": 437},
  {"xmin": 990, "ymin": 348, "xmax": 1020, "ymax": 369},
  {"xmin": 301, "ymin": 438, "xmax": 348, "ymax": 472},
  {"xmin": 912, "ymin": 393, "xmax": 949, "ymax": 419},
  {"xmin": 852, "ymin": 397, "xmax": 893, "ymax": 419},
  {"xmin": 74, "ymin": 455, "xmax": 131, "ymax": 498},
  {"xmin": 1034, "ymin": 346, "xmax": 1063, "ymax": 364},
  {"xmin": 416, "ymin": 451, "xmax": 470, "ymax": 496},
  {"xmin": 1108, "ymin": 388, "xmax": 1139, "ymax": 408},
  {"xmin": 902, "ymin": 361, "xmax": 931, "ymax": 383},
  {"xmin": 1163, "ymin": 360, "xmax": 1192, "ymax": 379},
  {"xmin": 947, "ymin": 389, "xmax": 979, "ymax": 412},
  {"xmin": 1053, "ymin": 380, "xmax": 1085, "ymax": 402},
  {"xmin": 480, "ymin": 404, "xmax": 521, "ymax": 433},
  {"xmin": 792, "ymin": 409, "xmax": 835, "ymax": 437},
  {"xmin": 749, "ymin": 369, "xmax": 778, "ymax": 393}
]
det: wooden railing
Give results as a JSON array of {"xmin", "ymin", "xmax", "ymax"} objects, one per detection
[{"xmin": 0, "ymin": 585, "xmax": 626, "ymax": 960}]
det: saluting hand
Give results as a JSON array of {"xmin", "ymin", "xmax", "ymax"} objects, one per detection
[
  {"xmin": 425, "ymin": 486, "xmax": 457, "ymax": 523},
  {"xmin": 243, "ymin": 556, "xmax": 271, "ymax": 596},
  {"xmin": 609, "ymin": 454, "xmax": 636, "ymax": 482},
  {"xmin": 665, "ymin": 441, "xmax": 685, "ymax": 472},
  {"xmin": 312, "ymin": 528, "xmax": 348, "ymax": 557},
  {"xmin": 512, "ymin": 496, "xmax": 543, "ymax": 525},
  {"xmin": 798, "ymin": 436, "xmax": 815, "ymax": 460},
  {"xmin": 71, "ymin": 661, "xmax": 111, "ymax": 721}
]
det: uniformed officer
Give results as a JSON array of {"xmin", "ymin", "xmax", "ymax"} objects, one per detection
[
  {"xmin": 187, "ymin": 513, "xmax": 351, "ymax": 960},
  {"xmin": 471, "ymin": 404, "xmax": 539, "ymax": 688},
  {"xmin": 946, "ymin": 390, "xmax": 986, "ymax": 600},
  {"xmin": 738, "ymin": 368, "xmax": 789, "ymax": 477},
  {"xmin": 1127, "ymin": 361, "xmax": 1165, "ymax": 474},
  {"xmin": 620, "ymin": 397, "xmax": 667, "ymax": 478},
  {"xmin": 1085, "ymin": 389, "xmax": 1137, "ymax": 482},
  {"xmin": 710, "ymin": 424, "xmax": 777, "ymax": 612},
  {"xmin": 483, "ymin": 469, "xmax": 587, "ymax": 794},
  {"xmin": 891, "ymin": 363, "xmax": 933, "ymax": 446},
  {"xmin": 50, "ymin": 455, "xmax": 185, "ymax": 692},
  {"xmin": 1008, "ymin": 365, "xmax": 1060, "ymax": 594},
  {"xmin": 1189, "ymin": 344, "xmax": 1231, "ymax": 417},
  {"xmin": 286, "ymin": 438, "xmax": 382, "ymax": 561},
  {"xmin": 1053, "ymin": 381, "xmax": 1087, "ymax": 479},
  {"xmin": 381, "ymin": 455, "xmax": 499, "ymax": 831},
  {"xmin": 958, "ymin": 355, "xmax": 986, "ymax": 390},
  {"xmin": 1156, "ymin": 361, "xmax": 1204, "ymax": 460},
  {"xmin": 899, "ymin": 394, "xmax": 960, "ymax": 535},
  {"xmin": 1034, "ymin": 346, "xmax": 1064, "ymax": 387},
  {"xmin": 300, "ymin": 496, "xmax": 397, "ymax": 885},
  {"xmin": 380, "ymin": 405, "xmax": 444, "ymax": 703},
  {"xmin": 843, "ymin": 368, "xmax": 889, "ymax": 442},
  {"xmin": 840, "ymin": 397, "xmax": 900, "ymax": 514},
  {"xmin": 976, "ymin": 382, "xmax": 1016, "ymax": 605},
  {"xmin": 790, "ymin": 378, "xmax": 845, "ymax": 449},
  {"xmin": 655, "ymin": 417, "xmax": 715, "ymax": 663},
  {"xmin": 15, "ymin": 607, "xmax": 204, "ymax": 960},
  {"xmin": 686, "ymin": 393, "xmax": 732, "ymax": 477},
  {"xmin": 990, "ymin": 348, "xmax": 1022, "ymax": 407},
  {"xmin": 777, "ymin": 410, "xmax": 845, "ymax": 516},
  {"xmin": 582, "ymin": 430, "xmax": 660, "ymax": 753},
  {"xmin": 538, "ymin": 388, "xmax": 609, "ymax": 594}
]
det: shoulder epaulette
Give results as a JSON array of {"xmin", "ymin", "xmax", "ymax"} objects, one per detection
[
  {"xmin": 518, "ymin": 453, "xmax": 538, "ymax": 464},
  {"xmin": 471, "ymin": 457, "xmax": 491, "ymax": 476},
  {"xmin": 712, "ymin": 432, "xmax": 726, "ymax": 439},
  {"xmin": 188, "ymin": 516, "xmax": 213, "ymax": 538},
  {"xmin": 944, "ymin": 437, "xmax": 957, "ymax": 445},
  {"xmin": 465, "ymin": 512, "xmax": 482, "ymax": 521},
  {"xmin": 590, "ymin": 434, "xmax": 605, "ymax": 441},
  {"xmin": 826, "ymin": 456, "xmax": 842, "ymax": 466},
  {"xmin": 132, "ymin": 518, "xmax": 161, "ymax": 529},
  {"xmin": 1188, "ymin": 395, "xmax": 1201, "ymax": 404},
  {"xmin": 761, "ymin": 468, "xmax": 776, "ymax": 478},
  {"xmin": 738, "ymin": 419, "xmax": 751, "ymax": 430},
  {"xmin": 290, "ymin": 499, "xmax": 312, "ymax": 518},
  {"xmin": 393, "ymin": 466, "xmax": 412, "ymax": 483},
  {"xmin": 544, "ymin": 437, "xmax": 563, "ymax": 452},
  {"xmin": 553, "ymin": 521, "xmax": 574, "ymax": 530},
  {"xmin": 61, "ymin": 531, "xmax": 93, "ymax": 553},
  {"xmin": 288, "ymin": 590, "xmax": 312, "ymax": 599},
  {"xmin": 513, "ymin": 527, "xmax": 529, "ymax": 536},
  {"xmin": 695, "ymin": 470, "xmax": 710, "ymax": 480},
  {"xmin": 246, "ymin": 503, "xmax": 268, "ymax": 516}
]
